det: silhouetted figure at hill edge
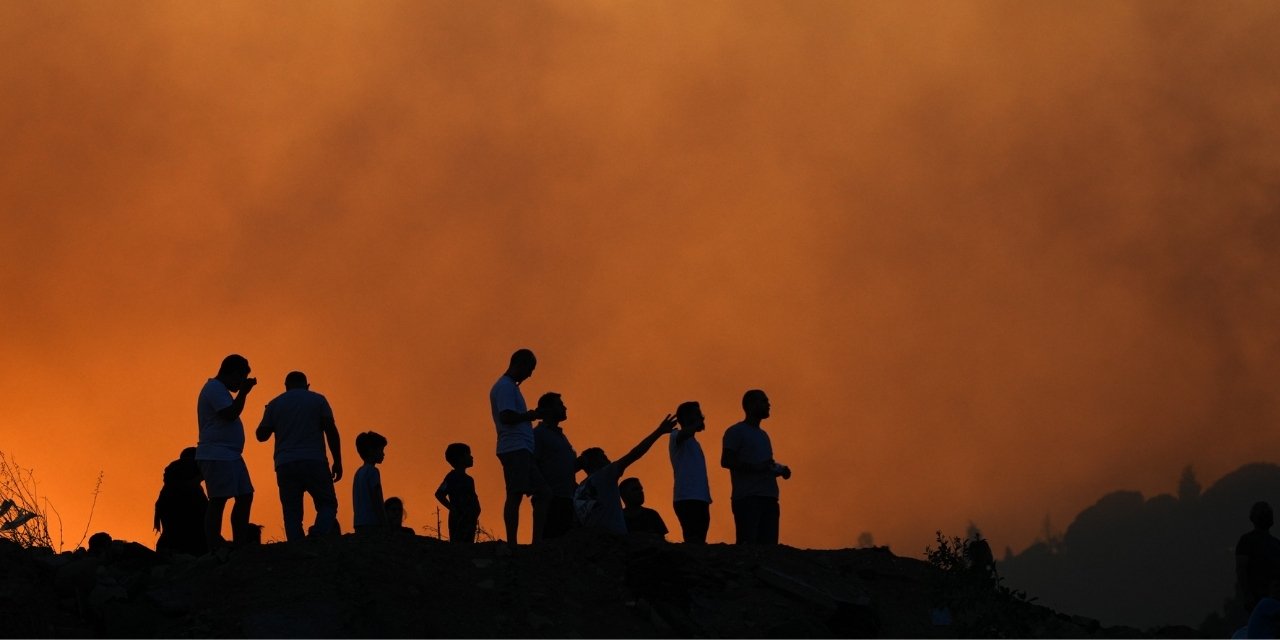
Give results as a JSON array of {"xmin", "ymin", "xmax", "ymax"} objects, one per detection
[
  {"xmin": 575, "ymin": 414, "xmax": 678, "ymax": 535},
  {"xmin": 721, "ymin": 389, "xmax": 791, "ymax": 545},
  {"xmin": 533, "ymin": 392, "xmax": 578, "ymax": 539},
  {"xmin": 1238, "ymin": 502, "xmax": 1280, "ymax": 612},
  {"xmin": 353, "ymin": 431, "xmax": 388, "ymax": 534},
  {"xmin": 669, "ymin": 401, "xmax": 712, "ymax": 544},
  {"xmin": 153, "ymin": 447, "xmax": 208, "ymax": 556},
  {"xmin": 435, "ymin": 443, "xmax": 480, "ymax": 544},
  {"xmin": 489, "ymin": 348, "xmax": 551, "ymax": 548},
  {"xmin": 384, "ymin": 497, "xmax": 416, "ymax": 536},
  {"xmin": 196, "ymin": 354, "xmax": 258, "ymax": 550},
  {"xmin": 255, "ymin": 371, "xmax": 344, "ymax": 542},
  {"xmin": 621, "ymin": 477, "xmax": 668, "ymax": 539}
]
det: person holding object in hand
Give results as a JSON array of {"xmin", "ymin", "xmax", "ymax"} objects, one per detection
[
  {"xmin": 490, "ymin": 348, "xmax": 551, "ymax": 548},
  {"xmin": 721, "ymin": 389, "xmax": 791, "ymax": 545},
  {"xmin": 196, "ymin": 354, "xmax": 258, "ymax": 550}
]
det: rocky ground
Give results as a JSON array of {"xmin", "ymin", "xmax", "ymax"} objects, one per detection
[{"xmin": 1, "ymin": 530, "xmax": 1204, "ymax": 638}]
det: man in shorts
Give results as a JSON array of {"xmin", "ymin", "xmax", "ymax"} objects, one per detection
[
  {"xmin": 196, "ymin": 354, "xmax": 258, "ymax": 549},
  {"xmin": 489, "ymin": 348, "xmax": 549, "ymax": 548}
]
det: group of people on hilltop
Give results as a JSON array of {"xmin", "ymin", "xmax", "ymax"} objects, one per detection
[
  {"xmin": 154, "ymin": 349, "xmax": 792, "ymax": 553},
  {"xmin": 489, "ymin": 348, "xmax": 791, "ymax": 548}
]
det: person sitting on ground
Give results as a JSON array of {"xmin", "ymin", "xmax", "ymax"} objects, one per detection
[
  {"xmin": 435, "ymin": 443, "xmax": 481, "ymax": 544},
  {"xmin": 620, "ymin": 477, "xmax": 668, "ymax": 539},
  {"xmin": 574, "ymin": 414, "xmax": 678, "ymax": 535},
  {"xmin": 353, "ymin": 431, "xmax": 388, "ymax": 534},
  {"xmin": 384, "ymin": 497, "xmax": 416, "ymax": 536},
  {"xmin": 1239, "ymin": 502, "xmax": 1280, "ymax": 612},
  {"xmin": 154, "ymin": 447, "xmax": 208, "ymax": 556}
]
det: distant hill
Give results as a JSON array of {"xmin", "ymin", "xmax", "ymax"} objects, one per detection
[
  {"xmin": 1000, "ymin": 462, "xmax": 1280, "ymax": 630},
  {"xmin": 0, "ymin": 529, "xmax": 1191, "ymax": 638}
]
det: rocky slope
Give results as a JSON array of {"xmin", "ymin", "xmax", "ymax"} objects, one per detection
[{"xmin": 1, "ymin": 531, "xmax": 1200, "ymax": 638}]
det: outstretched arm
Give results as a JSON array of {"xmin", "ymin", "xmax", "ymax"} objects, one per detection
[{"xmin": 617, "ymin": 414, "xmax": 678, "ymax": 473}]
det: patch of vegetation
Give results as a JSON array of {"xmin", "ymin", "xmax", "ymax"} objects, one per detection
[{"xmin": 926, "ymin": 529, "xmax": 1040, "ymax": 638}]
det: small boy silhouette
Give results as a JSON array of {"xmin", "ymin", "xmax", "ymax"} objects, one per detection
[
  {"xmin": 384, "ymin": 497, "xmax": 416, "ymax": 536},
  {"xmin": 154, "ymin": 447, "xmax": 208, "ymax": 556},
  {"xmin": 620, "ymin": 477, "xmax": 668, "ymax": 538},
  {"xmin": 353, "ymin": 432, "xmax": 388, "ymax": 533},
  {"xmin": 575, "ymin": 414, "xmax": 678, "ymax": 534},
  {"xmin": 435, "ymin": 443, "xmax": 481, "ymax": 544}
]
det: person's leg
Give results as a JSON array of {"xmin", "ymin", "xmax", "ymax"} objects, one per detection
[
  {"xmin": 529, "ymin": 462, "xmax": 551, "ymax": 544},
  {"xmin": 732, "ymin": 497, "xmax": 763, "ymax": 544},
  {"xmin": 305, "ymin": 460, "xmax": 339, "ymax": 537},
  {"xmin": 205, "ymin": 496, "xmax": 229, "ymax": 549},
  {"xmin": 760, "ymin": 497, "xmax": 779, "ymax": 545},
  {"xmin": 673, "ymin": 500, "xmax": 698, "ymax": 544},
  {"xmin": 689, "ymin": 500, "xmax": 710, "ymax": 544},
  {"xmin": 503, "ymin": 490, "xmax": 522, "ymax": 547},
  {"xmin": 230, "ymin": 492, "xmax": 254, "ymax": 544},
  {"xmin": 276, "ymin": 463, "xmax": 306, "ymax": 542}
]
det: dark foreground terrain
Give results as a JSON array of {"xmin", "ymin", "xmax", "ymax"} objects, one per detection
[{"xmin": 1, "ymin": 530, "xmax": 1201, "ymax": 638}]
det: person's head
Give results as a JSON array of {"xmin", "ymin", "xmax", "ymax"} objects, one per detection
[
  {"xmin": 284, "ymin": 371, "xmax": 309, "ymax": 390},
  {"xmin": 445, "ymin": 443, "xmax": 473, "ymax": 470},
  {"xmin": 506, "ymin": 348, "xmax": 537, "ymax": 382},
  {"xmin": 356, "ymin": 431, "xmax": 388, "ymax": 464},
  {"xmin": 675, "ymin": 401, "xmax": 705, "ymax": 432},
  {"xmin": 743, "ymin": 389, "xmax": 770, "ymax": 421},
  {"xmin": 1252, "ymin": 501, "xmax": 1274, "ymax": 530},
  {"xmin": 537, "ymin": 392, "xmax": 567, "ymax": 423},
  {"xmin": 216, "ymin": 354, "xmax": 251, "ymax": 391},
  {"xmin": 577, "ymin": 447, "xmax": 609, "ymax": 474},
  {"xmin": 179, "ymin": 447, "xmax": 197, "ymax": 462},
  {"xmin": 620, "ymin": 477, "xmax": 645, "ymax": 508},
  {"xmin": 385, "ymin": 497, "xmax": 406, "ymax": 527}
]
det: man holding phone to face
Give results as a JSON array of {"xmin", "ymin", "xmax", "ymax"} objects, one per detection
[{"xmin": 196, "ymin": 353, "xmax": 259, "ymax": 549}]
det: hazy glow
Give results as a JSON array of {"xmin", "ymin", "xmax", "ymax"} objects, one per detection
[{"xmin": 2, "ymin": 1, "xmax": 1279, "ymax": 554}]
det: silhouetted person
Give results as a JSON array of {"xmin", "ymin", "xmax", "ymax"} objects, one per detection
[
  {"xmin": 533, "ymin": 392, "xmax": 578, "ymax": 539},
  {"xmin": 154, "ymin": 447, "xmax": 208, "ymax": 556},
  {"xmin": 384, "ymin": 497, "xmax": 416, "ymax": 536},
  {"xmin": 435, "ymin": 443, "xmax": 481, "ymax": 544},
  {"xmin": 575, "ymin": 414, "xmax": 678, "ymax": 535},
  {"xmin": 1238, "ymin": 502, "xmax": 1280, "ymax": 611},
  {"xmin": 721, "ymin": 389, "xmax": 791, "ymax": 545},
  {"xmin": 621, "ymin": 477, "xmax": 668, "ymax": 538},
  {"xmin": 255, "ymin": 371, "xmax": 344, "ymax": 542},
  {"xmin": 669, "ymin": 401, "xmax": 712, "ymax": 544},
  {"xmin": 196, "ymin": 354, "xmax": 258, "ymax": 549},
  {"xmin": 353, "ymin": 431, "xmax": 388, "ymax": 534},
  {"xmin": 490, "ymin": 348, "xmax": 550, "ymax": 547}
]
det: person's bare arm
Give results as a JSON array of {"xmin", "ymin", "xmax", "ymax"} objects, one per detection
[
  {"xmin": 254, "ymin": 406, "xmax": 274, "ymax": 443},
  {"xmin": 216, "ymin": 378, "xmax": 257, "ymax": 421},
  {"xmin": 617, "ymin": 415, "xmax": 678, "ymax": 472},
  {"xmin": 323, "ymin": 416, "xmax": 343, "ymax": 482},
  {"xmin": 435, "ymin": 479, "xmax": 452, "ymax": 510}
]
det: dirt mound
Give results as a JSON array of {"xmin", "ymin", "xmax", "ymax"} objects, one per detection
[{"xmin": 0, "ymin": 533, "xmax": 1194, "ymax": 638}]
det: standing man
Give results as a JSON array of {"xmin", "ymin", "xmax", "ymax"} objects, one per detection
[
  {"xmin": 489, "ymin": 348, "xmax": 550, "ymax": 548},
  {"xmin": 533, "ymin": 392, "xmax": 578, "ymax": 539},
  {"xmin": 721, "ymin": 389, "xmax": 791, "ymax": 545},
  {"xmin": 255, "ymin": 371, "xmax": 343, "ymax": 542},
  {"xmin": 669, "ymin": 400, "xmax": 712, "ymax": 544},
  {"xmin": 196, "ymin": 354, "xmax": 258, "ymax": 549}
]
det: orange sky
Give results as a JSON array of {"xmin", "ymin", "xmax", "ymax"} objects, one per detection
[{"xmin": 3, "ymin": 1, "xmax": 1280, "ymax": 556}]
